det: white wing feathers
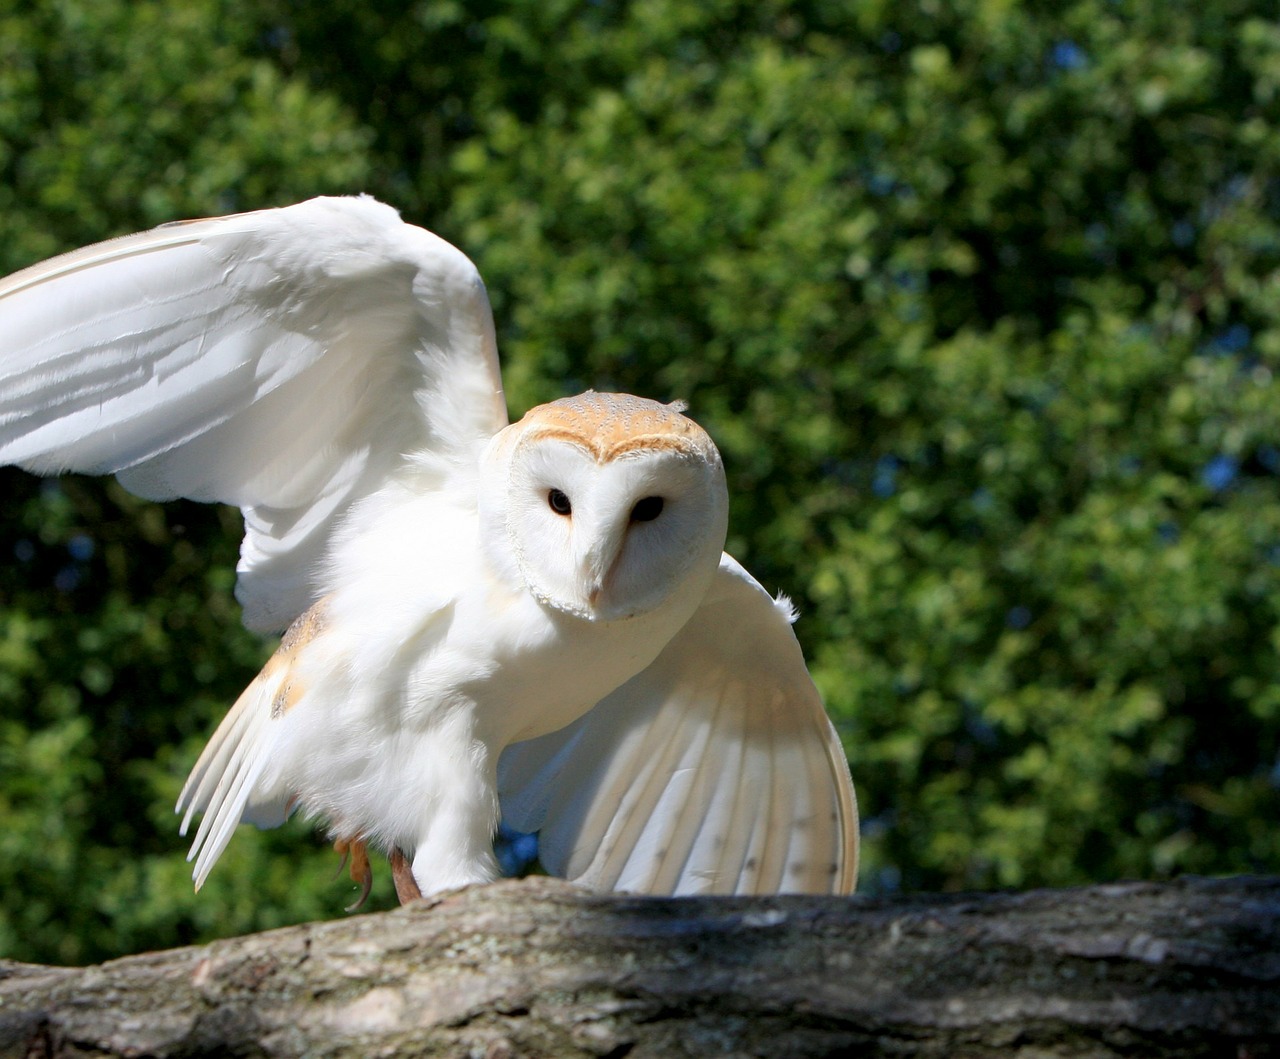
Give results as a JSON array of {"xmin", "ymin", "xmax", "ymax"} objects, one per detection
[
  {"xmin": 497, "ymin": 554, "xmax": 858, "ymax": 895},
  {"xmin": 174, "ymin": 599, "xmax": 334, "ymax": 888},
  {"xmin": 0, "ymin": 196, "xmax": 506, "ymax": 630},
  {"xmin": 176, "ymin": 663, "xmax": 288, "ymax": 890}
]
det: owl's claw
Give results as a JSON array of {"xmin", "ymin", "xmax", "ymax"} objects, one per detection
[
  {"xmin": 333, "ymin": 837, "xmax": 373, "ymax": 911},
  {"xmin": 389, "ymin": 846, "xmax": 422, "ymax": 904},
  {"xmin": 333, "ymin": 838, "xmax": 418, "ymax": 909}
]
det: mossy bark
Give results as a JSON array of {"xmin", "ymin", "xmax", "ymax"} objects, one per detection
[{"xmin": 2, "ymin": 875, "xmax": 1277, "ymax": 1058}]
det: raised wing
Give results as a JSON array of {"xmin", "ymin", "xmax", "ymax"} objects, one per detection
[
  {"xmin": 0, "ymin": 196, "xmax": 507, "ymax": 630},
  {"xmin": 497, "ymin": 554, "xmax": 858, "ymax": 895}
]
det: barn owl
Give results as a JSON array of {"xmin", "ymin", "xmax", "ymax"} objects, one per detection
[{"xmin": 0, "ymin": 195, "xmax": 857, "ymax": 900}]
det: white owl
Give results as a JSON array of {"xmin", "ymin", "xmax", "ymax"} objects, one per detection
[{"xmin": 0, "ymin": 196, "xmax": 857, "ymax": 901}]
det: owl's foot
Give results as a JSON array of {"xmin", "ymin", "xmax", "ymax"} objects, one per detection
[
  {"xmin": 389, "ymin": 846, "xmax": 423, "ymax": 904},
  {"xmin": 333, "ymin": 837, "xmax": 373, "ymax": 911}
]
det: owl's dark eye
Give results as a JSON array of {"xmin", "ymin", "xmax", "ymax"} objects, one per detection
[
  {"xmin": 547, "ymin": 488, "xmax": 572, "ymax": 516},
  {"xmin": 630, "ymin": 496, "xmax": 664, "ymax": 523}
]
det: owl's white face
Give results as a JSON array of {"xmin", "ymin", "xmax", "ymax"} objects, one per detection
[{"xmin": 479, "ymin": 393, "xmax": 729, "ymax": 622}]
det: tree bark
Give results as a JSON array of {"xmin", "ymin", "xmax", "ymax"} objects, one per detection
[{"xmin": 2, "ymin": 875, "xmax": 1276, "ymax": 1058}]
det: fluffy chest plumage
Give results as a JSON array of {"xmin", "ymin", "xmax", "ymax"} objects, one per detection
[
  {"xmin": 277, "ymin": 554, "xmax": 703, "ymax": 782},
  {"xmin": 256, "ymin": 479, "xmax": 712, "ymax": 864}
]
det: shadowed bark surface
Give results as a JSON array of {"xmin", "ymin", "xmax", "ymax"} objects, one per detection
[{"xmin": 2, "ymin": 875, "xmax": 1277, "ymax": 1058}]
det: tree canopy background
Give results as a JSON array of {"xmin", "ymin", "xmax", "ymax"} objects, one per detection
[{"xmin": 2, "ymin": 0, "xmax": 1278, "ymax": 965}]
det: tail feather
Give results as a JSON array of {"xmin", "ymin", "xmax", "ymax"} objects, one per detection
[
  {"xmin": 175, "ymin": 657, "xmax": 291, "ymax": 889},
  {"xmin": 175, "ymin": 598, "xmax": 330, "ymax": 888},
  {"xmin": 177, "ymin": 682, "xmax": 261, "ymax": 835}
]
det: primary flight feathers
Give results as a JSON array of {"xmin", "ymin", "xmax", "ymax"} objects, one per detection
[
  {"xmin": 0, "ymin": 196, "xmax": 504, "ymax": 630},
  {"xmin": 0, "ymin": 195, "xmax": 857, "ymax": 898}
]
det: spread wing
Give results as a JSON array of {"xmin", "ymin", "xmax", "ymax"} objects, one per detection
[
  {"xmin": 497, "ymin": 554, "xmax": 858, "ymax": 896},
  {"xmin": 0, "ymin": 195, "xmax": 507, "ymax": 631}
]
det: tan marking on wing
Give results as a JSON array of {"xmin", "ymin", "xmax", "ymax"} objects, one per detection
[
  {"xmin": 279, "ymin": 597, "xmax": 329, "ymax": 652},
  {"xmin": 261, "ymin": 596, "xmax": 329, "ymax": 718},
  {"xmin": 517, "ymin": 392, "xmax": 718, "ymax": 463}
]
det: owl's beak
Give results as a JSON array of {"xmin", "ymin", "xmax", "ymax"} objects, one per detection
[
  {"xmin": 578, "ymin": 517, "xmax": 627, "ymax": 615},
  {"xmin": 582, "ymin": 555, "xmax": 618, "ymax": 611}
]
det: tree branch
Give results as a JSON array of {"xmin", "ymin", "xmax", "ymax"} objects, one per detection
[{"xmin": 3, "ymin": 875, "xmax": 1277, "ymax": 1058}]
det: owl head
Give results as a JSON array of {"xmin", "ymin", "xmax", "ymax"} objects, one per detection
[{"xmin": 479, "ymin": 392, "xmax": 729, "ymax": 622}]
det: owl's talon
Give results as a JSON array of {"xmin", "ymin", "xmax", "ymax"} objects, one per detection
[
  {"xmin": 389, "ymin": 846, "xmax": 422, "ymax": 904},
  {"xmin": 334, "ymin": 837, "xmax": 373, "ymax": 911}
]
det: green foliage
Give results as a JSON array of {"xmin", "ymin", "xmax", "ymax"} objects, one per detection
[
  {"xmin": 2, "ymin": 0, "xmax": 1279, "ymax": 962},
  {"xmin": 0, "ymin": 0, "xmax": 371, "ymax": 269},
  {"xmin": 443, "ymin": 0, "xmax": 1280, "ymax": 892},
  {"xmin": 0, "ymin": 473, "xmax": 398, "ymax": 962},
  {"xmin": 0, "ymin": 0, "xmax": 388, "ymax": 963}
]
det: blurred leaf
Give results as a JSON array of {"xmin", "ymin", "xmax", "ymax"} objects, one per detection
[{"xmin": 3, "ymin": 0, "xmax": 1279, "ymax": 963}]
